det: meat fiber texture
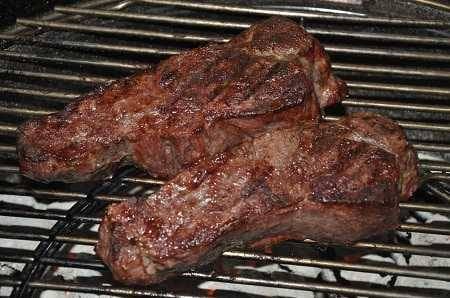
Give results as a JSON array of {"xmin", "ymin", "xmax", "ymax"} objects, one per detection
[
  {"xmin": 97, "ymin": 113, "xmax": 419, "ymax": 285},
  {"xmin": 17, "ymin": 17, "xmax": 346, "ymax": 183}
]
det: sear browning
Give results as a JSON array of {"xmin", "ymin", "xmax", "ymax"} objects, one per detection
[
  {"xmin": 97, "ymin": 113, "xmax": 419, "ymax": 285},
  {"xmin": 17, "ymin": 17, "xmax": 346, "ymax": 183}
]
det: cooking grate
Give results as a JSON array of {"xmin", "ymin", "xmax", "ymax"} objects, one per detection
[{"xmin": 0, "ymin": 0, "xmax": 450, "ymax": 297}]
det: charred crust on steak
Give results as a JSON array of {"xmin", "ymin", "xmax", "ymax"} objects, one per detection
[
  {"xmin": 18, "ymin": 17, "xmax": 345, "ymax": 183},
  {"xmin": 96, "ymin": 113, "xmax": 419, "ymax": 285}
]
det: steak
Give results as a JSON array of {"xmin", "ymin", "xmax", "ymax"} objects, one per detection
[
  {"xmin": 17, "ymin": 17, "xmax": 346, "ymax": 183},
  {"xmin": 96, "ymin": 113, "xmax": 419, "ymax": 285}
]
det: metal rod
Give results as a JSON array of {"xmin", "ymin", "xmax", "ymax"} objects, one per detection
[
  {"xmin": 0, "ymin": 106, "xmax": 56, "ymax": 117},
  {"xmin": 347, "ymin": 81, "xmax": 450, "ymax": 97},
  {"xmin": 0, "ymin": 86, "xmax": 79, "ymax": 101},
  {"xmin": 333, "ymin": 63, "xmax": 450, "ymax": 79},
  {"xmin": 0, "ymin": 51, "xmax": 147, "ymax": 70},
  {"xmin": 343, "ymin": 99, "xmax": 450, "ymax": 113},
  {"xmin": 400, "ymin": 202, "xmax": 450, "ymax": 213},
  {"xmin": 420, "ymin": 161, "xmax": 450, "ymax": 172},
  {"xmin": 0, "ymin": 144, "xmax": 16, "ymax": 153},
  {"xmin": 0, "ymin": 165, "xmax": 18, "ymax": 173},
  {"xmin": 0, "ymin": 34, "xmax": 181, "ymax": 55},
  {"xmin": 26, "ymin": 280, "xmax": 203, "ymax": 297},
  {"xmin": 4, "ymin": 204, "xmax": 448, "ymax": 236},
  {"xmin": 1, "ymin": 108, "xmax": 449, "ymax": 134},
  {"xmin": 137, "ymin": 0, "xmax": 450, "ymax": 28},
  {"xmin": 1, "ymin": 228, "xmax": 450, "ymax": 257},
  {"xmin": 426, "ymin": 183, "xmax": 450, "ymax": 202},
  {"xmin": 3, "ymin": 33, "xmax": 450, "ymax": 62},
  {"xmin": 325, "ymin": 45, "xmax": 450, "ymax": 62},
  {"xmin": 53, "ymin": 6, "xmax": 450, "ymax": 46},
  {"xmin": 399, "ymin": 223, "xmax": 450, "ymax": 235},
  {"xmin": 3, "ymin": 251, "xmax": 450, "ymax": 284},
  {"xmin": 0, "ymin": 69, "xmax": 111, "ymax": 84},
  {"xmin": 16, "ymin": 19, "xmax": 229, "ymax": 43},
  {"xmin": 8, "ymin": 71, "xmax": 450, "ymax": 100},
  {"xmin": 0, "ymin": 124, "xmax": 18, "ymax": 135},
  {"xmin": 0, "ymin": 208, "xmax": 101, "ymax": 223},
  {"xmin": 0, "ymin": 186, "xmax": 87, "ymax": 200},
  {"xmin": 222, "ymin": 250, "xmax": 450, "ymax": 281},
  {"xmin": 2, "ymin": 50, "xmax": 449, "ymax": 80},
  {"xmin": 55, "ymin": 6, "xmax": 251, "ymax": 29},
  {"xmin": 184, "ymin": 272, "xmax": 439, "ymax": 298},
  {"xmin": 412, "ymin": 143, "xmax": 450, "ymax": 152}
]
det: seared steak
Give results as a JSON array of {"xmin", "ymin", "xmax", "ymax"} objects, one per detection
[
  {"xmin": 97, "ymin": 113, "xmax": 418, "ymax": 285},
  {"xmin": 17, "ymin": 17, "xmax": 346, "ymax": 183}
]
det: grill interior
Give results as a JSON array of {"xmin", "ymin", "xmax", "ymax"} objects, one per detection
[{"xmin": 0, "ymin": 0, "xmax": 450, "ymax": 297}]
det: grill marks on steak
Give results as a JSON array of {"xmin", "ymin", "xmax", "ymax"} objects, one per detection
[
  {"xmin": 96, "ymin": 113, "xmax": 419, "ymax": 285},
  {"xmin": 17, "ymin": 17, "xmax": 346, "ymax": 183}
]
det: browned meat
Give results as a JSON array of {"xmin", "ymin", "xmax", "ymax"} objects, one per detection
[
  {"xmin": 17, "ymin": 17, "xmax": 346, "ymax": 183},
  {"xmin": 96, "ymin": 113, "xmax": 419, "ymax": 285}
]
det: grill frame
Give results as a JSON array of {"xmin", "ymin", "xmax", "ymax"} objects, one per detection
[{"xmin": 0, "ymin": 0, "xmax": 450, "ymax": 297}]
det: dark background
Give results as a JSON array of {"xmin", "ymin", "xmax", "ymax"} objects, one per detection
[{"xmin": 0, "ymin": 0, "xmax": 77, "ymax": 27}]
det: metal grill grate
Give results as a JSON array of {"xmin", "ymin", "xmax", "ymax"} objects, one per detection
[{"xmin": 0, "ymin": 0, "xmax": 449, "ymax": 297}]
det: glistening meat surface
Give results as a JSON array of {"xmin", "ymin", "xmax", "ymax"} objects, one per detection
[
  {"xmin": 17, "ymin": 17, "xmax": 346, "ymax": 183},
  {"xmin": 96, "ymin": 113, "xmax": 419, "ymax": 285}
]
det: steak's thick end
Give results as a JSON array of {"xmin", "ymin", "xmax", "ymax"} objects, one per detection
[{"xmin": 97, "ymin": 113, "xmax": 418, "ymax": 285}]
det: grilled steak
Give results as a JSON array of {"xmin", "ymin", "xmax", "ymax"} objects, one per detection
[
  {"xmin": 17, "ymin": 17, "xmax": 346, "ymax": 183},
  {"xmin": 97, "ymin": 113, "xmax": 419, "ymax": 285}
]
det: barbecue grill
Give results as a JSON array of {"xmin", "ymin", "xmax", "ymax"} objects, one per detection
[{"xmin": 0, "ymin": 0, "xmax": 449, "ymax": 297}]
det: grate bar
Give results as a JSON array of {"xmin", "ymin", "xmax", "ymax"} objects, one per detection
[
  {"xmin": 52, "ymin": 6, "xmax": 450, "ymax": 46},
  {"xmin": 0, "ymin": 144, "xmax": 16, "ymax": 153},
  {"xmin": 6, "ymin": 69, "xmax": 450, "ymax": 99},
  {"xmin": 399, "ymin": 223, "xmax": 450, "ymax": 235},
  {"xmin": 0, "ymin": 186, "xmax": 87, "ymax": 200},
  {"xmin": 184, "ymin": 272, "xmax": 442, "ymax": 298},
  {"xmin": 427, "ymin": 184, "xmax": 450, "ymax": 202},
  {"xmin": 325, "ymin": 45, "xmax": 450, "ymax": 62},
  {"xmin": 0, "ymin": 106, "xmax": 57, "ymax": 117},
  {"xmin": 0, "ymin": 34, "xmax": 181, "ymax": 56},
  {"xmin": 2, "ymin": 252, "xmax": 450, "ymax": 284},
  {"xmin": 55, "ymin": 6, "xmax": 252, "ymax": 29},
  {"xmin": 0, "ymin": 276, "xmax": 443, "ymax": 298},
  {"xmin": 0, "ymin": 51, "xmax": 147, "ymax": 70},
  {"xmin": 420, "ymin": 161, "xmax": 450, "ymax": 172},
  {"xmin": 0, "ymin": 165, "xmax": 18, "ymax": 173},
  {"xmin": 0, "ymin": 277, "xmax": 192, "ymax": 297},
  {"xmin": 0, "ymin": 69, "xmax": 111, "ymax": 84},
  {"xmin": 0, "ymin": 208, "xmax": 101, "ymax": 223},
  {"xmin": 0, "ymin": 86, "xmax": 79, "ymax": 102},
  {"xmin": 1, "ymin": 112, "xmax": 449, "ymax": 135},
  {"xmin": 2, "ymin": 206, "xmax": 449, "ymax": 235},
  {"xmin": 400, "ymin": 202, "xmax": 450, "ymax": 214},
  {"xmin": 346, "ymin": 81, "xmax": 450, "ymax": 97},
  {"xmin": 343, "ymin": 99, "xmax": 450, "ymax": 113},
  {"xmin": 3, "ymin": 33, "xmax": 450, "ymax": 62},
  {"xmin": 137, "ymin": 0, "xmax": 450, "ymax": 28},
  {"xmin": 2, "ymin": 84, "xmax": 450, "ymax": 119},
  {"xmin": 0, "ymin": 124, "xmax": 19, "ymax": 136},
  {"xmin": 1, "ymin": 227, "xmax": 450, "ymax": 257},
  {"xmin": 1, "ymin": 50, "xmax": 449, "ymax": 80},
  {"xmin": 10, "ymin": 21, "xmax": 450, "ymax": 62},
  {"xmin": 412, "ymin": 143, "xmax": 450, "ymax": 152},
  {"xmin": 16, "ymin": 19, "xmax": 229, "ymax": 43},
  {"xmin": 222, "ymin": 251, "xmax": 450, "ymax": 281},
  {"xmin": 333, "ymin": 63, "xmax": 450, "ymax": 79}
]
